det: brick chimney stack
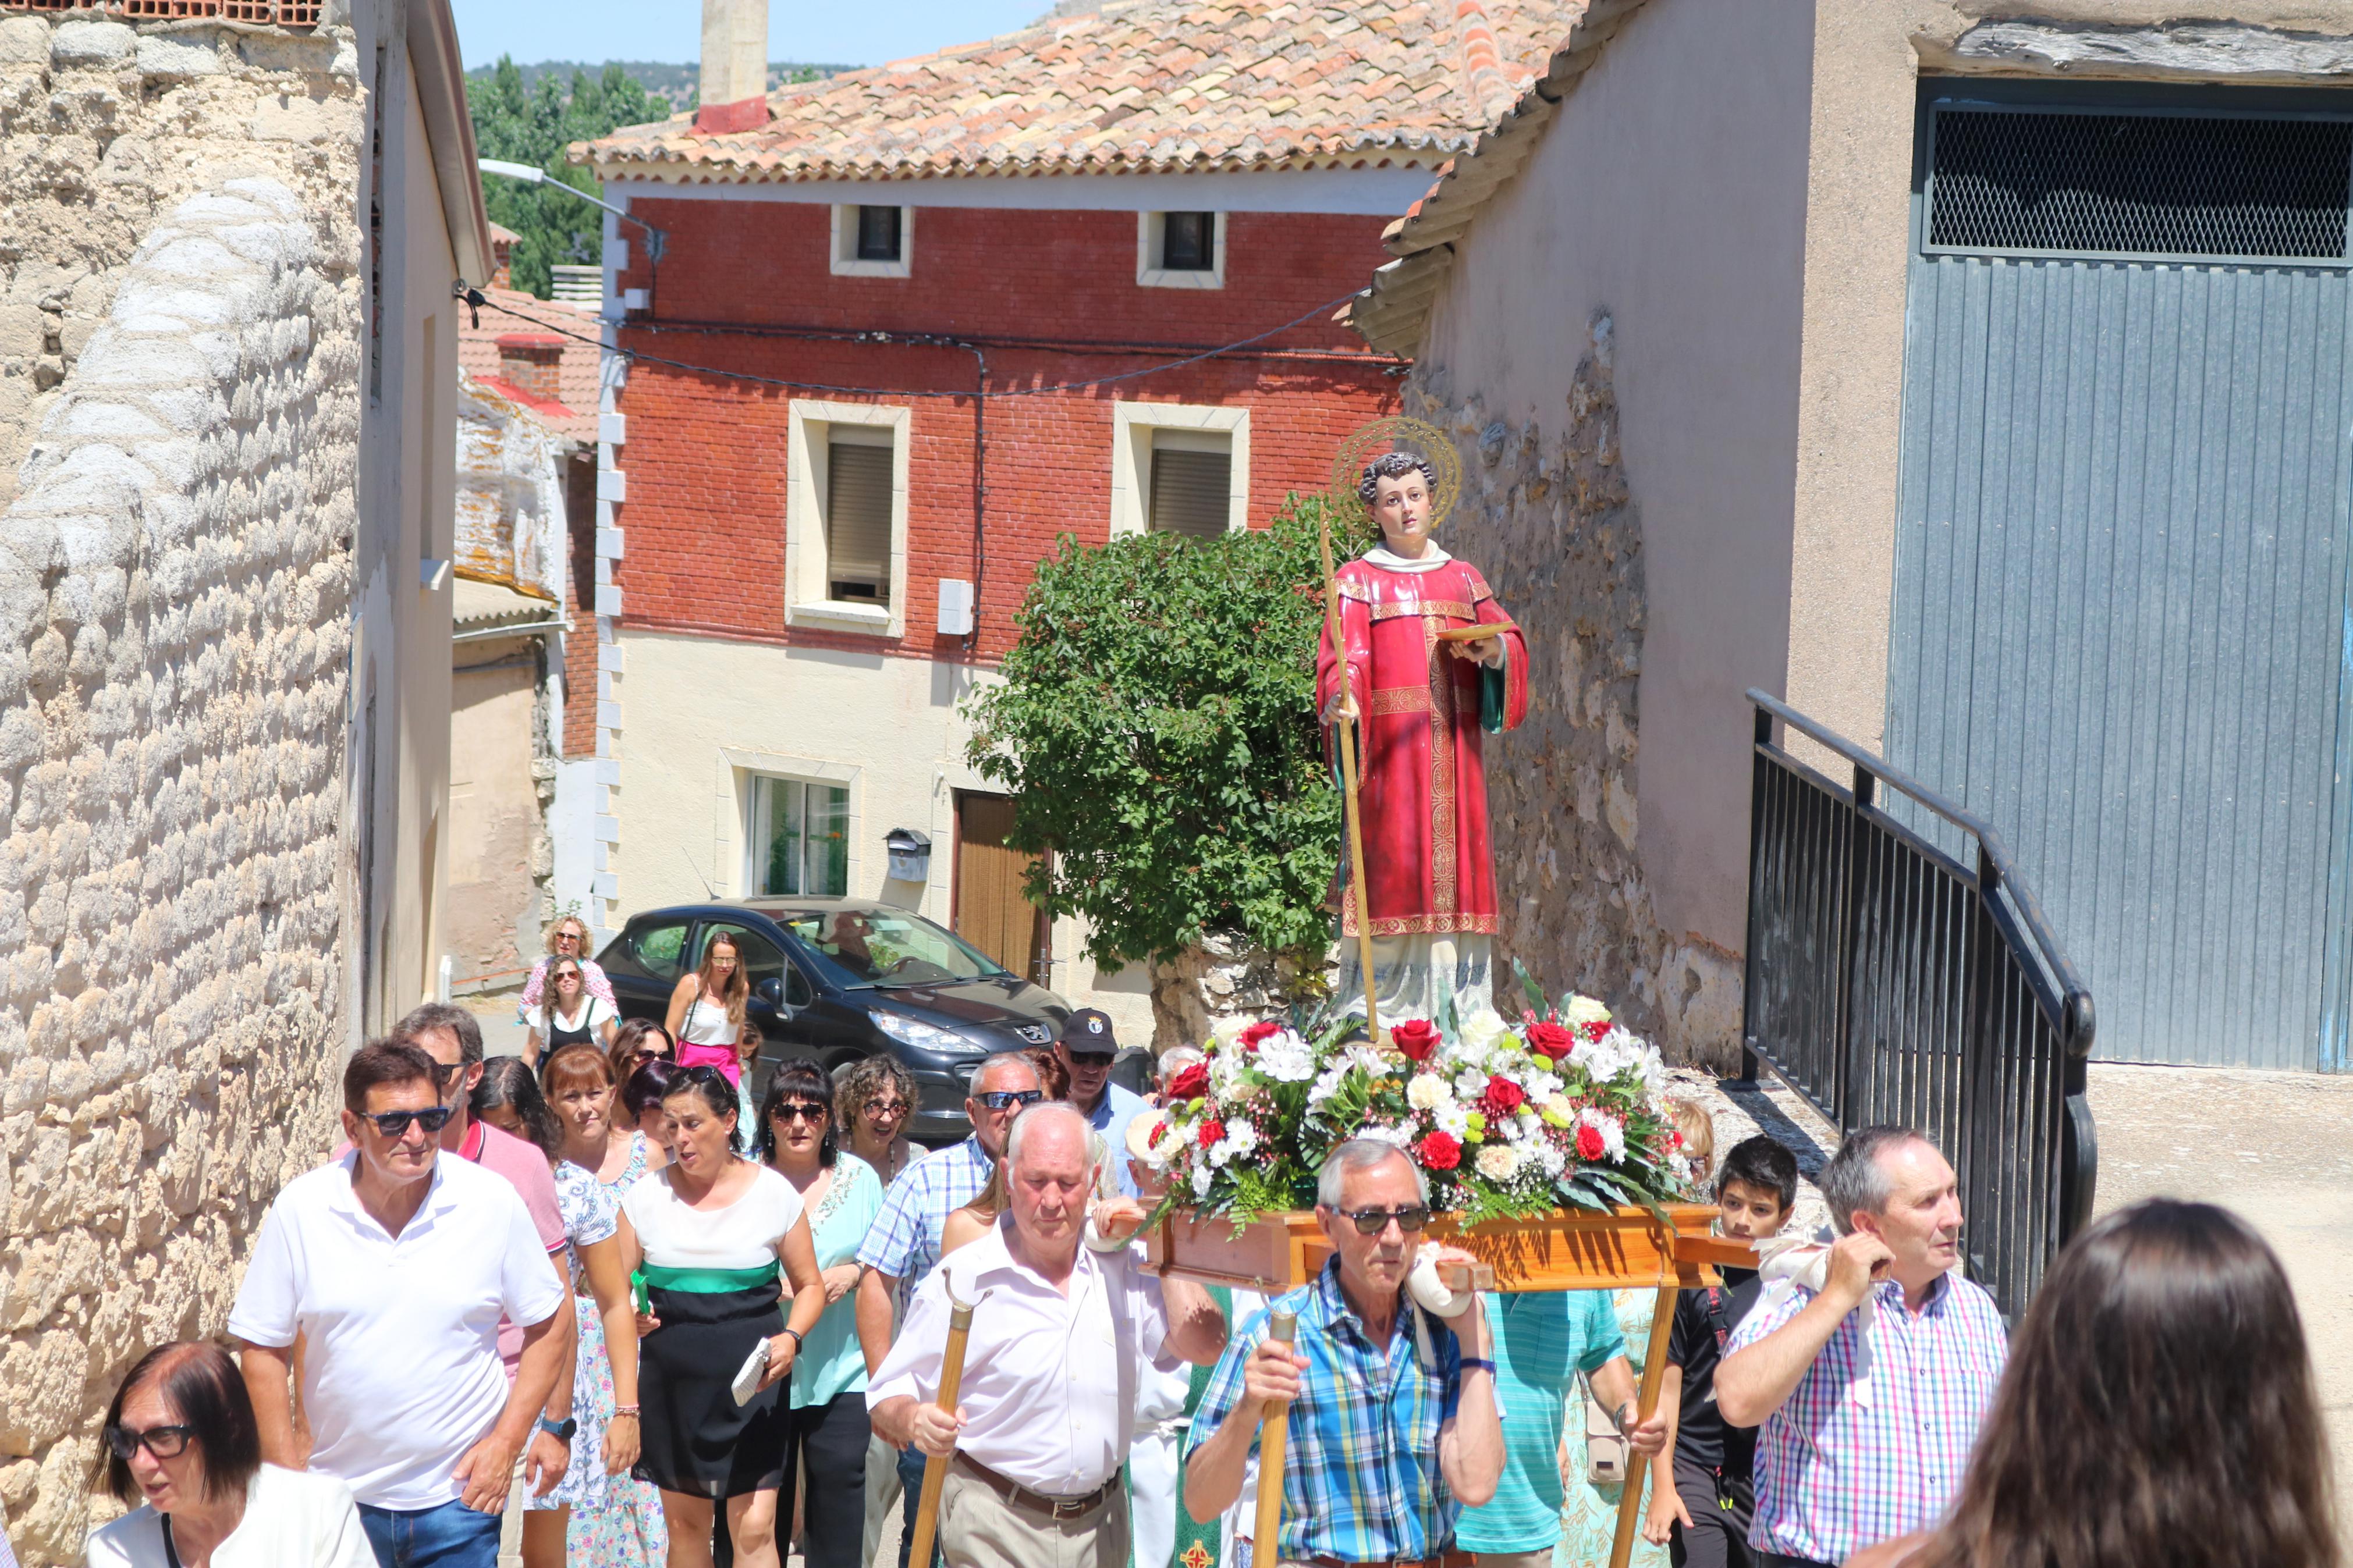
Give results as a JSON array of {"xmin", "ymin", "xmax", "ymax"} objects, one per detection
[
  {"xmin": 496, "ymin": 335, "xmax": 567, "ymax": 403},
  {"xmin": 696, "ymin": 0, "xmax": 770, "ymax": 136}
]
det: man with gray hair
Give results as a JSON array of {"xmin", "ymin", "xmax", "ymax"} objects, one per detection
[
  {"xmin": 1183, "ymin": 1137, "xmax": 1504, "ymax": 1566},
  {"xmin": 1715, "ymin": 1125, "xmax": 2008, "ymax": 1568},
  {"xmin": 871, "ymin": 1102, "xmax": 1227, "ymax": 1567}
]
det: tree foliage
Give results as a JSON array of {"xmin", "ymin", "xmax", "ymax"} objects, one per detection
[
  {"xmin": 466, "ymin": 58, "xmax": 657, "ymax": 300},
  {"xmin": 963, "ymin": 495, "xmax": 1378, "ymax": 969}
]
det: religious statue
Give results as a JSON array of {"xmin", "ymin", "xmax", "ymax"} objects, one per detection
[{"xmin": 1316, "ymin": 428, "xmax": 1528, "ymax": 1022}]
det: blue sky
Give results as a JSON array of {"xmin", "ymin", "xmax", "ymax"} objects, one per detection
[{"xmin": 453, "ymin": 1, "xmax": 1050, "ymax": 71}]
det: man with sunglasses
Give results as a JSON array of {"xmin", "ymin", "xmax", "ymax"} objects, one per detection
[
  {"xmin": 1183, "ymin": 1138, "xmax": 1505, "ymax": 1568},
  {"xmin": 1055, "ymin": 1008, "xmax": 1149, "ymax": 1200},
  {"xmin": 230, "ymin": 1041, "xmax": 571, "ymax": 1568},
  {"xmin": 856, "ymin": 1051, "xmax": 1045, "ymax": 1566}
]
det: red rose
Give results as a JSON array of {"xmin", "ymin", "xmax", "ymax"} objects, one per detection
[
  {"xmin": 1416, "ymin": 1130, "xmax": 1462, "ymax": 1171},
  {"xmin": 1574, "ymin": 1122, "xmax": 1606, "ymax": 1161},
  {"xmin": 1525, "ymin": 1021, "xmax": 1576, "ymax": 1061},
  {"xmin": 1165, "ymin": 1061, "xmax": 1210, "ymax": 1103},
  {"xmin": 1479, "ymin": 1076, "xmax": 1527, "ymax": 1118},
  {"xmin": 1149, "ymin": 1119, "xmax": 1167, "ymax": 1148},
  {"xmin": 1390, "ymin": 1018, "xmax": 1440, "ymax": 1063},
  {"xmin": 1198, "ymin": 1118, "xmax": 1226, "ymax": 1150},
  {"xmin": 1238, "ymin": 1019, "xmax": 1282, "ymax": 1050}
]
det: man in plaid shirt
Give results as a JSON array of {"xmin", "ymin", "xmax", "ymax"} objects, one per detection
[
  {"xmin": 1183, "ymin": 1139, "xmax": 1503, "ymax": 1567},
  {"xmin": 1716, "ymin": 1126, "xmax": 2008, "ymax": 1568}
]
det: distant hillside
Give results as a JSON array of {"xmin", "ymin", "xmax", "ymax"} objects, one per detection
[{"xmin": 465, "ymin": 59, "xmax": 853, "ymax": 115}]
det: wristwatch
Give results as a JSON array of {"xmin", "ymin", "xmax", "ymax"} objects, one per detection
[{"xmin": 537, "ymin": 1416, "xmax": 577, "ymax": 1443}]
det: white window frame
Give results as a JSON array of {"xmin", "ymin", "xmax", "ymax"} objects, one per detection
[
  {"xmin": 720, "ymin": 750, "xmax": 861, "ymax": 899},
  {"xmin": 785, "ymin": 400, "xmax": 912, "ymax": 637},
  {"xmin": 1137, "ymin": 211, "xmax": 1226, "ymax": 289},
  {"xmin": 1109, "ymin": 401, "xmax": 1251, "ymax": 538},
  {"xmin": 831, "ymin": 204, "xmax": 914, "ymax": 278}
]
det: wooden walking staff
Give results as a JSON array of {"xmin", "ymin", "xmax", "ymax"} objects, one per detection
[
  {"xmin": 906, "ymin": 1281, "xmax": 983, "ymax": 1568},
  {"xmin": 1251, "ymin": 1309, "xmax": 1300, "ymax": 1564},
  {"xmin": 1318, "ymin": 509, "xmax": 1381, "ymax": 1038},
  {"xmin": 1609, "ymin": 1222, "xmax": 1685, "ymax": 1568}
]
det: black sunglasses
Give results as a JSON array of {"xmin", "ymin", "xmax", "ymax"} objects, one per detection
[
  {"xmin": 1064, "ymin": 1050, "xmax": 1115, "ymax": 1069},
  {"xmin": 771, "ymin": 1101, "xmax": 828, "ymax": 1125},
  {"xmin": 104, "ymin": 1423, "xmax": 197, "ymax": 1461},
  {"xmin": 676, "ymin": 1065, "xmax": 732, "ymax": 1087},
  {"xmin": 1336, "ymin": 1204, "xmax": 1432, "ymax": 1235},
  {"xmin": 427, "ymin": 1060, "xmax": 463, "ymax": 1089},
  {"xmin": 975, "ymin": 1089, "xmax": 1044, "ymax": 1111},
  {"xmin": 362, "ymin": 1105, "xmax": 454, "ymax": 1138}
]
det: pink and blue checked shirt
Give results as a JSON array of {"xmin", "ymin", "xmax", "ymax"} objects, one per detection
[{"xmin": 1726, "ymin": 1269, "xmax": 2008, "ymax": 1564}]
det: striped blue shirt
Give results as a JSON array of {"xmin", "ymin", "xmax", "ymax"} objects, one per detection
[
  {"xmin": 854, "ymin": 1135, "xmax": 992, "ymax": 1290},
  {"xmin": 1184, "ymin": 1259, "xmax": 1464, "ymax": 1563}
]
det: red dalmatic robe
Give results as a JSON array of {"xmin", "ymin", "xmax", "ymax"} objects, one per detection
[{"xmin": 1316, "ymin": 551, "xmax": 1528, "ymax": 938}]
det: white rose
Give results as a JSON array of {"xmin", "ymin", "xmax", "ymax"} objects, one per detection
[
  {"xmin": 1475, "ymin": 1143, "xmax": 1522, "ymax": 1181},
  {"xmin": 1190, "ymin": 1164, "xmax": 1213, "ymax": 1198},
  {"xmin": 1456, "ymin": 1003, "xmax": 1511, "ymax": 1054},
  {"xmin": 1407, "ymin": 1074, "xmax": 1454, "ymax": 1111}
]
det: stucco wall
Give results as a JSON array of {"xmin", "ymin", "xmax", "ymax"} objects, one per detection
[{"xmin": 1408, "ymin": 0, "xmax": 1815, "ymax": 1061}]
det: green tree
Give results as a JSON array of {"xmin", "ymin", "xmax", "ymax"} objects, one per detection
[
  {"xmin": 963, "ymin": 495, "xmax": 1377, "ymax": 1027},
  {"xmin": 468, "ymin": 58, "xmax": 657, "ymax": 299}
]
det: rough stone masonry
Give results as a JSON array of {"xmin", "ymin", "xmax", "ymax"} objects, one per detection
[{"xmin": 0, "ymin": 13, "xmax": 363, "ymax": 1560}]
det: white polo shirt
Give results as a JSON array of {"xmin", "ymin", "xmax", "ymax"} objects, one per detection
[
  {"xmin": 228, "ymin": 1151, "xmax": 569, "ymax": 1512},
  {"xmin": 868, "ymin": 1218, "xmax": 1178, "ymax": 1496}
]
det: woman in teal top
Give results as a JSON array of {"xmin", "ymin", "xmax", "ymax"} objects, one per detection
[{"xmin": 757, "ymin": 1060, "xmax": 883, "ymax": 1568}]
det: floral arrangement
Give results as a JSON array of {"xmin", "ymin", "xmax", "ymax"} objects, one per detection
[{"xmin": 1138, "ymin": 974, "xmax": 1695, "ymax": 1224}]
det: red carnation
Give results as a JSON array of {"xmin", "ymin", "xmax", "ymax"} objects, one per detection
[
  {"xmin": 1238, "ymin": 1019, "xmax": 1282, "ymax": 1050},
  {"xmin": 1149, "ymin": 1119, "xmax": 1167, "ymax": 1149},
  {"xmin": 1390, "ymin": 1018, "xmax": 1440, "ymax": 1063},
  {"xmin": 1574, "ymin": 1122, "xmax": 1606, "ymax": 1161},
  {"xmin": 1525, "ymin": 1021, "xmax": 1576, "ymax": 1061},
  {"xmin": 1416, "ymin": 1130, "xmax": 1462, "ymax": 1171},
  {"xmin": 1480, "ymin": 1076, "xmax": 1527, "ymax": 1118},
  {"xmin": 1581, "ymin": 1019, "xmax": 1610, "ymax": 1043},
  {"xmin": 1198, "ymin": 1118, "xmax": 1226, "ymax": 1150},
  {"xmin": 1165, "ymin": 1061, "xmax": 1210, "ymax": 1103}
]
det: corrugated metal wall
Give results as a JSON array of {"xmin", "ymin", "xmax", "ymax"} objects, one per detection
[{"xmin": 1888, "ymin": 194, "xmax": 2353, "ymax": 1069}]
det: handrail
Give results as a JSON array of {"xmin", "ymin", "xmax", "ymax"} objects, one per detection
[{"xmin": 1748, "ymin": 688, "xmax": 2096, "ymax": 1058}]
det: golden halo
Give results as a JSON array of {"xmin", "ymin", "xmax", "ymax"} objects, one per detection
[{"xmin": 1328, "ymin": 415, "xmax": 1462, "ymax": 534}]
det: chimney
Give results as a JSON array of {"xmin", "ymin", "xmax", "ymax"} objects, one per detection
[
  {"xmin": 697, "ymin": 0, "xmax": 771, "ymax": 136},
  {"xmin": 496, "ymin": 335, "xmax": 567, "ymax": 403}
]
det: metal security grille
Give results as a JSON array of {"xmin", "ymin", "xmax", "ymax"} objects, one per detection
[
  {"xmin": 825, "ymin": 440, "xmax": 893, "ymax": 603},
  {"xmin": 1929, "ymin": 108, "xmax": 2353, "ymax": 259},
  {"xmin": 1149, "ymin": 445, "xmax": 1231, "ymax": 537}
]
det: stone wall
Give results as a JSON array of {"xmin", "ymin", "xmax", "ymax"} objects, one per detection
[
  {"xmin": 0, "ymin": 15, "xmax": 362, "ymax": 1560},
  {"xmin": 1408, "ymin": 314, "xmax": 1742, "ymax": 1069}
]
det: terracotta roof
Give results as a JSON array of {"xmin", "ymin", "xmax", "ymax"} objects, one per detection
[
  {"xmin": 457, "ymin": 286, "xmax": 602, "ymax": 444},
  {"xmin": 573, "ymin": 0, "xmax": 1581, "ymax": 186},
  {"xmin": 1344, "ymin": 0, "xmax": 1648, "ymax": 357}
]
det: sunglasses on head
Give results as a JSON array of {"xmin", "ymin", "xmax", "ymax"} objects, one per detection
[
  {"xmin": 975, "ymin": 1089, "xmax": 1044, "ymax": 1111},
  {"xmin": 362, "ymin": 1105, "xmax": 454, "ymax": 1138},
  {"xmin": 1335, "ymin": 1204, "xmax": 1432, "ymax": 1235},
  {"xmin": 104, "ymin": 1423, "xmax": 196, "ymax": 1462},
  {"xmin": 771, "ymin": 1101, "xmax": 828, "ymax": 1125}
]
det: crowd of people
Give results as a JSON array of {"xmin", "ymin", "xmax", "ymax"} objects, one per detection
[{"xmin": 66, "ymin": 928, "xmax": 2346, "ymax": 1568}]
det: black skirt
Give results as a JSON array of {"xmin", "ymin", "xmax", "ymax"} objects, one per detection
[{"xmin": 634, "ymin": 1282, "xmax": 789, "ymax": 1498}]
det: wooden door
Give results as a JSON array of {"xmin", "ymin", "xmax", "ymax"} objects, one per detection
[{"xmin": 955, "ymin": 795, "xmax": 1047, "ymax": 985}]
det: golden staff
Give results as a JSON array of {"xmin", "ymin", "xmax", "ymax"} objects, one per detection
[
  {"xmin": 1319, "ymin": 510, "xmax": 1381, "ymax": 1038},
  {"xmin": 1251, "ymin": 1309, "xmax": 1300, "ymax": 1563},
  {"xmin": 906, "ymin": 1279, "xmax": 982, "ymax": 1568},
  {"xmin": 1608, "ymin": 1224, "xmax": 1684, "ymax": 1568}
]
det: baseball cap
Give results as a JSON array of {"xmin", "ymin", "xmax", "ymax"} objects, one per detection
[{"xmin": 1058, "ymin": 1008, "xmax": 1117, "ymax": 1053}]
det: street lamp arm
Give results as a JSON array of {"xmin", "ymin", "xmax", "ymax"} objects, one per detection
[{"xmin": 476, "ymin": 159, "xmax": 667, "ymax": 261}]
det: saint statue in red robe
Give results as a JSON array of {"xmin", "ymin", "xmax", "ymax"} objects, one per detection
[{"xmin": 1317, "ymin": 450, "xmax": 1528, "ymax": 1018}]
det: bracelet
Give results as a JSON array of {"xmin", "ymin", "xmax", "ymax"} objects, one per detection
[
  {"xmin": 777, "ymin": 1327, "xmax": 805, "ymax": 1349},
  {"xmin": 611, "ymin": 1405, "xmax": 640, "ymax": 1418},
  {"xmin": 1460, "ymin": 1357, "xmax": 1497, "ymax": 1375}
]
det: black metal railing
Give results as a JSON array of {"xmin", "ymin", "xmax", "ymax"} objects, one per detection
[{"xmin": 1741, "ymin": 689, "xmax": 2096, "ymax": 1318}]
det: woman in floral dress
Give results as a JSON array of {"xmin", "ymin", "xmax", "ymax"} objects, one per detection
[
  {"xmin": 1553, "ymin": 1283, "xmax": 1669, "ymax": 1568},
  {"xmin": 538, "ymin": 1042, "xmax": 670, "ymax": 1566}
]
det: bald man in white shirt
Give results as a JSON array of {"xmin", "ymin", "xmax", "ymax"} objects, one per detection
[{"xmin": 868, "ymin": 1102, "xmax": 1226, "ymax": 1568}]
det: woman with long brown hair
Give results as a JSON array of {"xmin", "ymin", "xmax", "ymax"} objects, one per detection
[
  {"xmin": 668, "ymin": 932, "xmax": 753, "ymax": 1128},
  {"xmin": 1851, "ymin": 1198, "xmax": 2338, "ymax": 1568}
]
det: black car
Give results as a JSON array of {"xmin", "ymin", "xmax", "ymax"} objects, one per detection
[{"xmin": 597, "ymin": 898, "xmax": 1071, "ymax": 1144}]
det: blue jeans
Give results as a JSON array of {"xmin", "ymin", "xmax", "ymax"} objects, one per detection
[
  {"xmin": 897, "ymin": 1441, "xmax": 928, "ymax": 1567},
  {"xmin": 357, "ymin": 1499, "xmax": 502, "ymax": 1568}
]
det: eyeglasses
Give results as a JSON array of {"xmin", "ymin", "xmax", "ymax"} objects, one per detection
[
  {"xmin": 630, "ymin": 1047, "xmax": 670, "ymax": 1064},
  {"xmin": 362, "ymin": 1105, "xmax": 454, "ymax": 1139},
  {"xmin": 555, "ymin": 931, "xmax": 582, "ymax": 946},
  {"xmin": 1065, "ymin": 1050, "xmax": 1115, "ymax": 1069},
  {"xmin": 771, "ymin": 1101, "xmax": 828, "ymax": 1125},
  {"xmin": 863, "ymin": 1099, "xmax": 909, "ymax": 1118},
  {"xmin": 1336, "ymin": 1204, "xmax": 1431, "ymax": 1235},
  {"xmin": 104, "ymin": 1424, "xmax": 197, "ymax": 1462},
  {"xmin": 974, "ymin": 1089, "xmax": 1044, "ymax": 1111}
]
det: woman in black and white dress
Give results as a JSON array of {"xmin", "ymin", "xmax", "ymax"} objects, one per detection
[{"xmin": 616, "ymin": 1065, "xmax": 826, "ymax": 1568}]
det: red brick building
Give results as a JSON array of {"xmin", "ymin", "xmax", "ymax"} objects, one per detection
[{"xmin": 573, "ymin": 0, "xmax": 1568, "ymax": 1032}]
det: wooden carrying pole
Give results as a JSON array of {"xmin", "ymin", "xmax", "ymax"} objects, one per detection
[
  {"xmin": 906, "ymin": 1292, "xmax": 979, "ymax": 1568},
  {"xmin": 1251, "ymin": 1309, "xmax": 1300, "ymax": 1563},
  {"xmin": 1318, "ymin": 513, "xmax": 1381, "ymax": 1037},
  {"xmin": 1608, "ymin": 1242, "xmax": 1685, "ymax": 1568}
]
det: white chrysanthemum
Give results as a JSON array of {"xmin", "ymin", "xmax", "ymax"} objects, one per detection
[
  {"xmin": 1566, "ymin": 994, "xmax": 1612, "ymax": 1029},
  {"xmin": 1190, "ymin": 1164, "xmax": 1213, "ymax": 1197},
  {"xmin": 1536, "ymin": 1143, "xmax": 1567, "ymax": 1177},
  {"xmin": 1255, "ymin": 1030, "xmax": 1316, "ymax": 1083},
  {"xmin": 1576, "ymin": 1106, "xmax": 1628, "ymax": 1162},
  {"xmin": 1406, "ymin": 1074, "xmax": 1454, "ymax": 1111},
  {"xmin": 1358, "ymin": 1122, "xmax": 1413, "ymax": 1150},
  {"xmin": 1515, "ymin": 1110, "xmax": 1543, "ymax": 1142},
  {"xmin": 1475, "ymin": 1143, "xmax": 1522, "ymax": 1181},
  {"xmin": 1208, "ymin": 1119, "xmax": 1259, "ymax": 1169},
  {"xmin": 1435, "ymin": 1101, "xmax": 1471, "ymax": 1139}
]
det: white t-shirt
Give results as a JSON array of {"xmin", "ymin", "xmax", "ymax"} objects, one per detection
[
  {"xmin": 621, "ymin": 1161, "xmax": 805, "ymax": 1270},
  {"xmin": 527, "ymin": 993, "xmax": 616, "ymax": 1039},
  {"xmin": 226, "ymin": 1153, "xmax": 570, "ymax": 1511},
  {"xmin": 87, "ymin": 1464, "xmax": 375, "ymax": 1568}
]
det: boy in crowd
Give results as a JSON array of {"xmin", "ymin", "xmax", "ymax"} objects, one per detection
[{"xmin": 1642, "ymin": 1133, "xmax": 1801, "ymax": 1568}]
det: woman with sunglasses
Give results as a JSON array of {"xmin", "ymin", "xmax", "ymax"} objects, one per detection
[
  {"xmin": 751, "ymin": 1061, "xmax": 883, "ymax": 1568},
  {"xmin": 87, "ymin": 1342, "xmax": 372, "ymax": 1567},
  {"xmin": 520, "ymin": 914, "xmax": 616, "ymax": 1024},
  {"xmin": 833, "ymin": 1055, "xmax": 917, "ymax": 1185},
  {"xmin": 616, "ymin": 1064, "xmax": 828, "ymax": 1568},
  {"xmin": 608, "ymin": 1019, "xmax": 674, "ymax": 1094},
  {"xmin": 524, "ymin": 957, "xmax": 618, "ymax": 1069}
]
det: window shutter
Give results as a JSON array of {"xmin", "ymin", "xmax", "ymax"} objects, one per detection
[
  {"xmin": 1149, "ymin": 445, "xmax": 1232, "ymax": 538},
  {"xmin": 825, "ymin": 439, "xmax": 894, "ymax": 602}
]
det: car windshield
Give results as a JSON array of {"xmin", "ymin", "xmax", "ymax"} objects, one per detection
[{"xmin": 779, "ymin": 909, "xmax": 1009, "ymax": 989}]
